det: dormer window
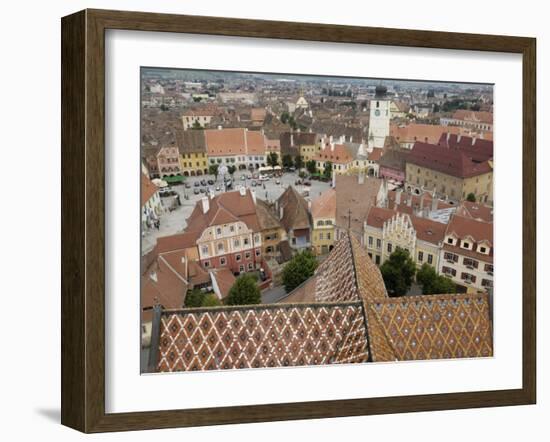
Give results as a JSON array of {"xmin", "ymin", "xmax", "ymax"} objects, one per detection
[{"xmin": 446, "ymin": 236, "xmax": 455, "ymax": 245}]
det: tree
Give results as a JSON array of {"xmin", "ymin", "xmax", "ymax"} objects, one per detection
[
  {"xmin": 227, "ymin": 165, "xmax": 236, "ymax": 176},
  {"xmin": 282, "ymin": 154, "xmax": 294, "ymax": 169},
  {"xmin": 306, "ymin": 160, "xmax": 317, "ymax": 175},
  {"xmin": 267, "ymin": 152, "xmax": 279, "ymax": 168},
  {"xmin": 209, "ymin": 164, "xmax": 219, "ymax": 180},
  {"xmin": 191, "ymin": 120, "xmax": 203, "ymax": 130},
  {"xmin": 184, "ymin": 288, "xmax": 204, "ymax": 307},
  {"xmin": 201, "ymin": 293, "xmax": 222, "ymax": 307},
  {"xmin": 294, "ymin": 155, "xmax": 304, "ymax": 170},
  {"xmin": 226, "ymin": 274, "xmax": 261, "ymax": 306},
  {"xmin": 466, "ymin": 192, "xmax": 476, "ymax": 202},
  {"xmin": 282, "ymin": 250, "xmax": 318, "ymax": 293},
  {"xmin": 280, "ymin": 111, "xmax": 290, "ymax": 124},
  {"xmin": 380, "ymin": 247, "xmax": 417, "ymax": 297},
  {"xmin": 416, "ymin": 263, "xmax": 457, "ymax": 295},
  {"xmin": 323, "ymin": 161, "xmax": 333, "ymax": 180}
]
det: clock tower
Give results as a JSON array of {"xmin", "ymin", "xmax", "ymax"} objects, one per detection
[{"xmin": 368, "ymin": 85, "xmax": 390, "ymax": 149}]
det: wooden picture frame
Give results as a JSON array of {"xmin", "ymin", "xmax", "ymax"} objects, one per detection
[{"xmin": 61, "ymin": 8, "xmax": 536, "ymax": 433}]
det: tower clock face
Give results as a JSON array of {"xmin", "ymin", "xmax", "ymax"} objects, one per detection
[{"xmin": 375, "ymin": 109, "xmax": 380, "ymax": 116}]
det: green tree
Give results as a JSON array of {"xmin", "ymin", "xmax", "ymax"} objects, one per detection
[
  {"xmin": 323, "ymin": 161, "xmax": 333, "ymax": 180},
  {"xmin": 416, "ymin": 263, "xmax": 457, "ymax": 295},
  {"xmin": 267, "ymin": 152, "xmax": 279, "ymax": 168},
  {"xmin": 227, "ymin": 165, "xmax": 237, "ymax": 176},
  {"xmin": 280, "ymin": 111, "xmax": 290, "ymax": 124},
  {"xmin": 209, "ymin": 164, "xmax": 219, "ymax": 180},
  {"xmin": 184, "ymin": 288, "xmax": 204, "ymax": 307},
  {"xmin": 380, "ymin": 247, "xmax": 417, "ymax": 297},
  {"xmin": 466, "ymin": 192, "xmax": 476, "ymax": 202},
  {"xmin": 191, "ymin": 120, "xmax": 203, "ymax": 130},
  {"xmin": 294, "ymin": 155, "xmax": 304, "ymax": 170},
  {"xmin": 226, "ymin": 274, "xmax": 261, "ymax": 306},
  {"xmin": 201, "ymin": 293, "xmax": 222, "ymax": 307},
  {"xmin": 306, "ymin": 160, "xmax": 317, "ymax": 175},
  {"xmin": 282, "ymin": 250, "xmax": 318, "ymax": 293},
  {"xmin": 282, "ymin": 154, "xmax": 294, "ymax": 169}
]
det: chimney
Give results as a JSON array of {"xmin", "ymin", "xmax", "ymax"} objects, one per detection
[
  {"xmin": 395, "ymin": 189, "xmax": 402, "ymax": 206},
  {"xmin": 149, "ymin": 271, "xmax": 158, "ymax": 283},
  {"xmin": 330, "ymin": 143, "xmax": 335, "ymax": 152},
  {"xmin": 308, "ymin": 200, "xmax": 312, "ymax": 211},
  {"xmin": 239, "ymin": 186, "xmax": 246, "ymax": 196},
  {"xmin": 279, "ymin": 206, "xmax": 284, "ymax": 220},
  {"xmin": 201, "ymin": 196, "xmax": 210, "ymax": 214},
  {"xmin": 290, "ymin": 133, "xmax": 294, "ymax": 146},
  {"xmin": 329, "ymin": 135, "xmax": 333, "ymax": 144},
  {"xmin": 340, "ymin": 135, "xmax": 345, "ymax": 144},
  {"xmin": 358, "ymin": 172, "xmax": 365, "ymax": 185},
  {"xmin": 419, "ymin": 193, "xmax": 426, "ymax": 212},
  {"xmin": 332, "ymin": 170, "xmax": 336, "ymax": 188},
  {"xmin": 251, "ymin": 190, "xmax": 257, "ymax": 204},
  {"xmin": 407, "ymin": 194, "xmax": 413, "ymax": 207},
  {"xmin": 431, "ymin": 193, "xmax": 438, "ymax": 212},
  {"xmin": 350, "ymin": 136, "xmax": 353, "ymax": 143},
  {"xmin": 218, "ymin": 125, "xmax": 222, "ymax": 130}
]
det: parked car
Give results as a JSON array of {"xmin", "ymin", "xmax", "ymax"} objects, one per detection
[
  {"xmin": 295, "ymin": 179, "xmax": 302, "ymax": 185},
  {"xmin": 199, "ymin": 188, "xmax": 206, "ymax": 193},
  {"xmin": 207, "ymin": 179, "xmax": 214, "ymax": 185},
  {"xmin": 215, "ymin": 186, "xmax": 221, "ymax": 191},
  {"xmin": 194, "ymin": 181, "xmax": 200, "ymax": 187},
  {"xmin": 240, "ymin": 175, "xmax": 246, "ymax": 181},
  {"xmin": 193, "ymin": 188, "xmax": 200, "ymax": 195},
  {"xmin": 251, "ymin": 180, "xmax": 257, "ymax": 187},
  {"xmin": 303, "ymin": 181, "xmax": 311, "ymax": 186},
  {"xmin": 184, "ymin": 183, "xmax": 191, "ymax": 189},
  {"xmin": 259, "ymin": 175, "xmax": 269, "ymax": 181},
  {"xmin": 200, "ymin": 179, "xmax": 207, "ymax": 186},
  {"xmin": 275, "ymin": 179, "xmax": 281, "ymax": 185}
]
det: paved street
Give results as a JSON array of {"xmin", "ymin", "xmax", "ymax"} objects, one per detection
[{"xmin": 142, "ymin": 170, "xmax": 332, "ymax": 254}]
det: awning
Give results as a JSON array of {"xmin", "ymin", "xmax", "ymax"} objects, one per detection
[{"xmin": 163, "ymin": 175, "xmax": 185, "ymax": 184}]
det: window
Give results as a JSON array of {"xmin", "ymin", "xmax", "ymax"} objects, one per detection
[
  {"xmin": 319, "ymin": 233, "xmax": 324, "ymax": 240},
  {"xmin": 447, "ymin": 237, "xmax": 455, "ymax": 245},
  {"xmin": 244, "ymin": 238, "xmax": 249, "ymax": 246},
  {"xmin": 317, "ymin": 220, "xmax": 324, "ymax": 226},
  {"xmin": 368, "ymin": 236, "xmax": 373, "ymax": 247},
  {"xmin": 368, "ymin": 253, "xmax": 373, "ymax": 259},
  {"xmin": 216, "ymin": 227, "xmax": 222, "ymax": 235},
  {"xmin": 462, "ymin": 241, "xmax": 470, "ymax": 249},
  {"xmin": 444, "ymin": 252, "xmax": 458, "ymax": 262},
  {"xmin": 463, "ymin": 257, "xmax": 479, "ymax": 269},
  {"xmin": 327, "ymin": 233, "xmax": 331, "ymax": 240},
  {"xmin": 234, "ymin": 239, "xmax": 240, "ymax": 248},
  {"xmin": 245, "ymin": 252, "xmax": 251, "ymax": 259},
  {"xmin": 217, "ymin": 243, "xmax": 224, "ymax": 252},
  {"xmin": 376, "ymin": 238, "xmax": 381, "ymax": 249},
  {"xmin": 255, "ymin": 249, "xmax": 261, "ymax": 257},
  {"xmin": 485, "ymin": 264, "xmax": 494, "ymax": 274},
  {"xmin": 266, "ymin": 246, "xmax": 273, "ymax": 253},
  {"xmin": 236, "ymin": 254, "xmax": 241, "ymax": 262},
  {"xmin": 201, "ymin": 245, "xmax": 209, "ymax": 255},
  {"xmin": 427, "ymin": 254, "xmax": 433, "ymax": 265},
  {"xmin": 418, "ymin": 251, "xmax": 424, "ymax": 262},
  {"xmin": 478, "ymin": 245, "xmax": 488, "ymax": 254},
  {"xmin": 248, "ymin": 263, "xmax": 254, "ymax": 270},
  {"xmin": 254, "ymin": 235, "xmax": 260, "ymax": 243},
  {"xmin": 220, "ymin": 257, "xmax": 226, "ymax": 266},
  {"xmin": 375, "ymin": 255, "xmax": 381, "ymax": 265},
  {"xmin": 239, "ymin": 264, "xmax": 245, "ymax": 272},
  {"xmin": 481, "ymin": 279, "xmax": 493, "ymax": 288},
  {"xmin": 387, "ymin": 243, "xmax": 392, "ymax": 253},
  {"xmin": 203, "ymin": 260, "xmax": 210, "ymax": 268},
  {"xmin": 230, "ymin": 225, "xmax": 235, "ymax": 232},
  {"xmin": 442, "ymin": 266, "xmax": 456, "ymax": 277},
  {"xmin": 461, "ymin": 272, "xmax": 477, "ymax": 284}
]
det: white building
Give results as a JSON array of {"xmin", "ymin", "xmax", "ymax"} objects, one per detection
[{"xmin": 368, "ymin": 85, "xmax": 391, "ymax": 149}]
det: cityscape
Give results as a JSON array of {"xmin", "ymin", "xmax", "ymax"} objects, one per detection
[{"xmin": 140, "ymin": 68, "xmax": 494, "ymax": 373}]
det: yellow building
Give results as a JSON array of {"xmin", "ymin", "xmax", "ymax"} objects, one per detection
[
  {"xmin": 405, "ymin": 138, "xmax": 493, "ymax": 204},
  {"xmin": 176, "ymin": 129, "xmax": 208, "ymax": 176},
  {"xmin": 311, "ymin": 189, "xmax": 336, "ymax": 255}
]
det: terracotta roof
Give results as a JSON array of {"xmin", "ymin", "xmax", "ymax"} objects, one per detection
[
  {"xmin": 255, "ymin": 199, "xmax": 283, "ymax": 231},
  {"xmin": 446, "ymin": 214, "xmax": 493, "ymax": 245},
  {"xmin": 335, "ymin": 175, "xmax": 382, "ymax": 235},
  {"xmin": 250, "ymin": 107, "xmax": 267, "ymax": 121},
  {"xmin": 378, "ymin": 146, "xmax": 410, "ymax": 171},
  {"xmin": 390, "ymin": 123, "xmax": 462, "ymax": 145},
  {"xmin": 245, "ymin": 130, "xmax": 267, "ymax": 155},
  {"xmin": 368, "ymin": 148, "xmax": 384, "ymax": 162},
  {"xmin": 277, "ymin": 186, "xmax": 311, "ymax": 232},
  {"xmin": 205, "ymin": 128, "xmax": 247, "ymax": 156},
  {"xmin": 186, "ymin": 189, "xmax": 261, "ymax": 234},
  {"xmin": 141, "ymin": 173, "xmax": 158, "ymax": 207},
  {"xmin": 437, "ymin": 133, "xmax": 493, "ymax": 163},
  {"xmin": 451, "ymin": 109, "xmax": 493, "ymax": 125},
  {"xmin": 313, "ymin": 144, "xmax": 353, "ymax": 164},
  {"xmin": 156, "ymin": 232, "xmax": 200, "ymax": 254},
  {"xmin": 408, "ymin": 141, "xmax": 493, "ymax": 178},
  {"xmin": 209, "ymin": 268, "xmax": 236, "ymax": 299},
  {"xmin": 311, "ymin": 188, "xmax": 336, "ymax": 219},
  {"xmin": 456, "ymin": 201, "xmax": 494, "ymax": 222}
]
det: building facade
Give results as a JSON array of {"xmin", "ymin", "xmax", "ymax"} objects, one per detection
[{"xmin": 311, "ymin": 189, "xmax": 336, "ymax": 255}]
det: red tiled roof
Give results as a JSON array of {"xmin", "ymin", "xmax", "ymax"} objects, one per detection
[
  {"xmin": 313, "ymin": 144, "xmax": 353, "ymax": 164},
  {"xmin": 141, "ymin": 173, "xmax": 158, "ymax": 207},
  {"xmin": 451, "ymin": 109, "xmax": 493, "ymax": 125},
  {"xmin": 311, "ymin": 188, "xmax": 336, "ymax": 219},
  {"xmin": 408, "ymin": 141, "xmax": 493, "ymax": 178}
]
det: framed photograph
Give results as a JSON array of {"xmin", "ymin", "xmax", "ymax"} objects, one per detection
[{"xmin": 61, "ymin": 9, "xmax": 536, "ymax": 433}]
